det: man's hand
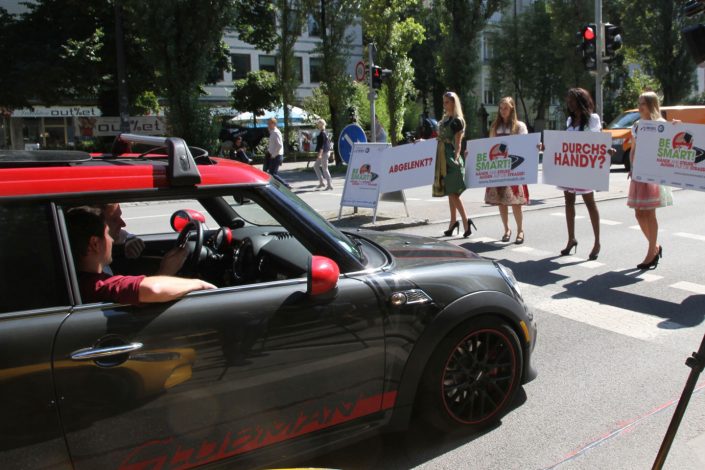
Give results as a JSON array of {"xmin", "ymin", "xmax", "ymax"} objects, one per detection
[
  {"xmin": 158, "ymin": 246, "xmax": 188, "ymax": 276},
  {"xmin": 124, "ymin": 236, "xmax": 145, "ymax": 259}
]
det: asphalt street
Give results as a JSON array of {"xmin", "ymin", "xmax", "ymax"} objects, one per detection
[{"xmin": 120, "ymin": 164, "xmax": 705, "ymax": 469}]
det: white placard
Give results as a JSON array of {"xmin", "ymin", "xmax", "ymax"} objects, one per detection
[
  {"xmin": 465, "ymin": 133, "xmax": 541, "ymax": 188},
  {"xmin": 542, "ymin": 130, "xmax": 612, "ymax": 191},
  {"xmin": 340, "ymin": 143, "xmax": 389, "ymax": 209},
  {"xmin": 632, "ymin": 120, "xmax": 705, "ymax": 191},
  {"xmin": 76, "ymin": 116, "xmax": 168, "ymax": 137},
  {"xmin": 379, "ymin": 139, "xmax": 436, "ymax": 193},
  {"xmin": 11, "ymin": 106, "xmax": 102, "ymax": 118}
]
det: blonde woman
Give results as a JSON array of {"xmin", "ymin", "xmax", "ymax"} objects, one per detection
[
  {"xmin": 485, "ymin": 97, "xmax": 529, "ymax": 244},
  {"xmin": 433, "ymin": 91, "xmax": 475, "ymax": 238},
  {"xmin": 629, "ymin": 91, "xmax": 673, "ymax": 269},
  {"xmin": 313, "ymin": 119, "xmax": 333, "ymax": 190}
]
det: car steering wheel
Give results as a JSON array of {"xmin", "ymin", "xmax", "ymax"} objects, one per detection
[{"xmin": 175, "ymin": 220, "xmax": 204, "ymax": 273}]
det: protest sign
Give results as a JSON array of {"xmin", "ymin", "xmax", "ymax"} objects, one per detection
[
  {"xmin": 340, "ymin": 143, "xmax": 389, "ymax": 209},
  {"xmin": 542, "ymin": 130, "xmax": 612, "ymax": 191},
  {"xmin": 466, "ymin": 133, "xmax": 541, "ymax": 188},
  {"xmin": 632, "ymin": 120, "xmax": 705, "ymax": 191},
  {"xmin": 379, "ymin": 139, "xmax": 436, "ymax": 193}
]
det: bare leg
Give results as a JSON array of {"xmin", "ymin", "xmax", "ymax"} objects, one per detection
[
  {"xmin": 638, "ymin": 209, "xmax": 659, "ymax": 263},
  {"xmin": 582, "ymin": 192, "xmax": 600, "ymax": 256},
  {"xmin": 447, "ymin": 195, "xmax": 457, "ymax": 230},
  {"xmin": 511, "ymin": 204, "xmax": 523, "ymax": 237},
  {"xmin": 451, "ymin": 194, "xmax": 470, "ymax": 233},
  {"xmin": 499, "ymin": 205, "xmax": 510, "ymax": 237},
  {"xmin": 563, "ymin": 191, "xmax": 577, "ymax": 250}
]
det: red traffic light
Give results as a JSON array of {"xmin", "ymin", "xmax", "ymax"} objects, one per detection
[
  {"xmin": 583, "ymin": 26, "xmax": 595, "ymax": 41},
  {"xmin": 374, "ymin": 68, "xmax": 381, "ymax": 77}
]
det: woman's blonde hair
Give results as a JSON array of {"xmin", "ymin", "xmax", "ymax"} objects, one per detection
[
  {"xmin": 443, "ymin": 91, "xmax": 465, "ymax": 123},
  {"xmin": 316, "ymin": 118, "xmax": 326, "ymax": 129},
  {"xmin": 490, "ymin": 97, "xmax": 519, "ymax": 137},
  {"xmin": 639, "ymin": 91, "xmax": 662, "ymax": 120}
]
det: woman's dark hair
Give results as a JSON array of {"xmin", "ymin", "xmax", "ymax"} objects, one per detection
[
  {"xmin": 566, "ymin": 88, "xmax": 594, "ymax": 131},
  {"xmin": 66, "ymin": 206, "xmax": 106, "ymax": 258}
]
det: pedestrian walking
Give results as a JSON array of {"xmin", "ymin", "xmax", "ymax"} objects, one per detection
[
  {"xmin": 433, "ymin": 91, "xmax": 476, "ymax": 238},
  {"xmin": 264, "ymin": 118, "xmax": 283, "ymax": 176},
  {"xmin": 558, "ymin": 88, "xmax": 603, "ymax": 260},
  {"xmin": 628, "ymin": 91, "xmax": 673, "ymax": 270},
  {"xmin": 484, "ymin": 97, "xmax": 529, "ymax": 244},
  {"xmin": 313, "ymin": 119, "xmax": 333, "ymax": 190}
]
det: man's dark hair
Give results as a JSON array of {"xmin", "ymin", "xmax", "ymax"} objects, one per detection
[{"xmin": 66, "ymin": 206, "xmax": 106, "ymax": 258}]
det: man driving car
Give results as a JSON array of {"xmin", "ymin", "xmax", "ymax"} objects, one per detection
[
  {"xmin": 101, "ymin": 203, "xmax": 145, "ymax": 259},
  {"xmin": 67, "ymin": 206, "xmax": 215, "ymax": 305}
]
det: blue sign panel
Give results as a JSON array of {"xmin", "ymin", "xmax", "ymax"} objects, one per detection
[{"xmin": 338, "ymin": 124, "xmax": 367, "ymax": 163}]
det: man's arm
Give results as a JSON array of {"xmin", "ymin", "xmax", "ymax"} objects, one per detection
[{"xmin": 138, "ymin": 276, "xmax": 216, "ymax": 303}]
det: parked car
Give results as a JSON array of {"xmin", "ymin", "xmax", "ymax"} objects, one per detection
[
  {"xmin": 0, "ymin": 134, "xmax": 536, "ymax": 470},
  {"xmin": 605, "ymin": 105, "xmax": 705, "ymax": 170}
]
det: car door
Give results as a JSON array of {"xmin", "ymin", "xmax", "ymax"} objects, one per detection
[
  {"xmin": 0, "ymin": 202, "xmax": 73, "ymax": 470},
  {"xmin": 52, "ymin": 267, "xmax": 386, "ymax": 469}
]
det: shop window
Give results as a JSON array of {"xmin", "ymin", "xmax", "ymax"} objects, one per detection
[{"xmin": 232, "ymin": 54, "xmax": 251, "ymax": 80}]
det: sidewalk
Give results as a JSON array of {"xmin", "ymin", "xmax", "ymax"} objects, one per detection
[{"xmin": 276, "ymin": 159, "xmax": 635, "ymax": 230}]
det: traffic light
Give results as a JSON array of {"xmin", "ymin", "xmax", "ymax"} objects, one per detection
[
  {"xmin": 604, "ymin": 23, "xmax": 623, "ymax": 61},
  {"xmin": 577, "ymin": 24, "xmax": 597, "ymax": 71},
  {"xmin": 371, "ymin": 65, "xmax": 392, "ymax": 89}
]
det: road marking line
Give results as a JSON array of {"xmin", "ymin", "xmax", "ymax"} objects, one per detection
[
  {"xmin": 554, "ymin": 255, "xmax": 583, "ymax": 264},
  {"xmin": 551, "ymin": 212, "xmax": 585, "ymax": 219},
  {"xmin": 675, "ymin": 232, "xmax": 705, "ymax": 242},
  {"xmin": 469, "ymin": 236, "xmax": 495, "ymax": 243},
  {"xmin": 580, "ymin": 260, "xmax": 605, "ymax": 269},
  {"xmin": 600, "ymin": 219, "xmax": 622, "ymax": 226},
  {"xmin": 534, "ymin": 295, "xmax": 665, "ymax": 340},
  {"xmin": 511, "ymin": 246, "xmax": 552, "ymax": 257},
  {"xmin": 670, "ymin": 281, "xmax": 705, "ymax": 295}
]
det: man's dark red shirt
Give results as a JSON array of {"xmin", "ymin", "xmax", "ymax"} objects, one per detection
[{"xmin": 78, "ymin": 272, "xmax": 145, "ymax": 305}]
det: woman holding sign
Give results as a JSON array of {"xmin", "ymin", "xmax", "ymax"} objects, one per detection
[
  {"xmin": 559, "ymin": 88, "xmax": 603, "ymax": 260},
  {"xmin": 485, "ymin": 97, "xmax": 529, "ymax": 244},
  {"xmin": 434, "ymin": 91, "xmax": 475, "ymax": 238},
  {"xmin": 628, "ymin": 91, "xmax": 673, "ymax": 270}
]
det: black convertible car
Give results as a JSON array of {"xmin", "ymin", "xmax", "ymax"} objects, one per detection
[{"xmin": 0, "ymin": 134, "xmax": 536, "ymax": 469}]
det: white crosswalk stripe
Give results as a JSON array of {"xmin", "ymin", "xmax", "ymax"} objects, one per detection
[
  {"xmin": 674, "ymin": 232, "xmax": 705, "ymax": 242},
  {"xmin": 600, "ymin": 219, "xmax": 622, "ymax": 226},
  {"xmin": 511, "ymin": 246, "xmax": 552, "ymax": 257},
  {"xmin": 551, "ymin": 212, "xmax": 585, "ymax": 219},
  {"xmin": 670, "ymin": 281, "xmax": 705, "ymax": 295}
]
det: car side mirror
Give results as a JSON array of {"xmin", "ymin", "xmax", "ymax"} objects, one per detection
[
  {"xmin": 170, "ymin": 209, "xmax": 206, "ymax": 233},
  {"xmin": 307, "ymin": 256, "xmax": 340, "ymax": 296}
]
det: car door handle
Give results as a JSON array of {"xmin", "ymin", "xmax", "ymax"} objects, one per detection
[{"xmin": 70, "ymin": 342, "xmax": 144, "ymax": 361}]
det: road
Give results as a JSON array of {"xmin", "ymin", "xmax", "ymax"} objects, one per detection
[{"xmin": 121, "ymin": 165, "xmax": 705, "ymax": 469}]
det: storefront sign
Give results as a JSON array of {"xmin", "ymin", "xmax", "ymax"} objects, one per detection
[
  {"xmin": 466, "ymin": 133, "xmax": 541, "ymax": 188},
  {"xmin": 77, "ymin": 116, "xmax": 168, "ymax": 137},
  {"xmin": 11, "ymin": 106, "xmax": 102, "ymax": 118},
  {"xmin": 542, "ymin": 130, "xmax": 612, "ymax": 191},
  {"xmin": 632, "ymin": 120, "xmax": 705, "ymax": 191},
  {"xmin": 340, "ymin": 143, "xmax": 389, "ymax": 209},
  {"xmin": 379, "ymin": 139, "xmax": 436, "ymax": 193}
]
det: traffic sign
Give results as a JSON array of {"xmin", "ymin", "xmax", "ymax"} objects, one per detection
[
  {"xmin": 338, "ymin": 124, "xmax": 367, "ymax": 163},
  {"xmin": 355, "ymin": 61, "xmax": 366, "ymax": 82}
]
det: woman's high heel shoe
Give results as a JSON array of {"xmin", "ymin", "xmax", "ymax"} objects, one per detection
[
  {"xmin": 560, "ymin": 240, "xmax": 578, "ymax": 256},
  {"xmin": 588, "ymin": 244, "xmax": 601, "ymax": 261},
  {"xmin": 637, "ymin": 246, "xmax": 663, "ymax": 270},
  {"xmin": 444, "ymin": 221, "xmax": 460, "ymax": 237},
  {"xmin": 463, "ymin": 218, "xmax": 477, "ymax": 238}
]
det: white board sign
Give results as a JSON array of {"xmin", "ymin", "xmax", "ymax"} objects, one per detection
[
  {"xmin": 632, "ymin": 120, "xmax": 705, "ymax": 191},
  {"xmin": 340, "ymin": 143, "xmax": 389, "ymax": 209},
  {"xmin": 465, "ymin": 133, "xmax": 541, "ymax": 188},
  {"xmin": 378, "ymin": 139, "xmax": 436, "ymax": 193},
  {"xmin": 76, "ymin": 116, "xmax": 168, "ymax": 137},
  {"xmin": 542, "ymin": 130, "xmax": 612, "ymax": 191}
]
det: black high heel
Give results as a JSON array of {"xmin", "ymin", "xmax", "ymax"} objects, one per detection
[
  {"xmin": 637, "ymin": 246, "xmax": 662, "ymax": 270},
  {"xmin": 588, "ymin": 244, "xmax": 601, "ymax": 261},
  {"xmin": 463, "ymin": 218, "xmax": 477, "ymax": 238},
  {"xmin": 560, "ymin": 240, "xmax": 578, "ymax": 256},
  {"xmin": 444, "ymin": 221, "xmax": 460, "ymax": 237}
]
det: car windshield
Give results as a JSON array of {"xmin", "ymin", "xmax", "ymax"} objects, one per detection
[{"xmin": 607, "ymin": 111, "xmax": 640, "ymax": 129}]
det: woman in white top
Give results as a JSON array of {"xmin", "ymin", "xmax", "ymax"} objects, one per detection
[
  {"xmin": 559, "ymin": 88, "xmax": 603, "ymax": 260},
  {"xmin": 484, "ymin": 97, "xmax": 529, "ymax": 244}
]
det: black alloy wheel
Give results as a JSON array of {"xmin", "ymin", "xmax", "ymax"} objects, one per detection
[{"xmin": 417, "ymin": 317, "xmax": 523, "ymax": 432}]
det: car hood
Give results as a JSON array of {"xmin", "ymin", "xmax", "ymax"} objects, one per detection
[{"xmin": 352, "ymin": 230, "xmax": 482, "ymax": 269}]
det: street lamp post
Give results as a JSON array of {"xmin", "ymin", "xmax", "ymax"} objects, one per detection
[{"xmin": 114, "ymin": 0, "xmax": 130, "ymax": 133}]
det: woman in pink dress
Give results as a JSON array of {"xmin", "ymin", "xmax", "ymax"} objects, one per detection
[
  {"xmin": 484, "ymin": 97, "xmax": 529, "ymax": 244},
  {"xmin": 628, "ymin": 91, "xmax": 673, "ymax": 269}
]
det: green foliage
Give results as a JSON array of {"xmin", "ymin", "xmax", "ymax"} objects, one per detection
[
  {"xmin": 612, "ymin": 68, "xmax": 661, "ymax": 114},
  {"xmin": 403, "ymin": 99, "xmax": 423, "ymax": 134},
  {"xmin": 232, "ymin": 70, "xmax": 281, "ymax": 127},
  {"xmin": 132, "ymin": 91, "xmax": 161, "ymax": 116},
  {"xmin": 233, "ymin": 0, "xmax": 278, "ymax": 52},
  {"xmin": 129, "ymin": 0, "xmax": 235, "ymax": 147},
  {"xmin": 301, "ymin": 87, "xmax": 332, "ymax": 123},
  {"xmin": 361, "ymin": 0, "xmax": 425, "ymax": 144}
]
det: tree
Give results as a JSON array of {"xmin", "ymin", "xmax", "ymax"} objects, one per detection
[
  {"xmin": 130, "ymin": 0, "xmax": 235, "ymax": 147},
  {"xmin": 361, "ymin": 0, "xmax": 425, "ymax": 144},
  {"xmin": 232, "ymin": 71, "xmax": 281, "ymax": 128},
  {"xmin": 317, "ymin": 0, "xmax": 362, "ymax": 164},
  {"xmin": 408, "ymin": 4, "xmax": 446, "ymax": 118},
  {"xmin": 440, "ymin": 0, "xmax": 508, "ymax": 137}
]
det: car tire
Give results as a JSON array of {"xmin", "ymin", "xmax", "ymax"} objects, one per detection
[
  {"xmin": 416, "ymin": 316, "xmax": 523, "ymax": 433},
  {"xmin": 623, "ymin": 150, "xmax": 631, "ymax": 172}
]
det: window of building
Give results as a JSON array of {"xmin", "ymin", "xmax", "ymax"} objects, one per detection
[
  {"xmin": 231, "ymin": 54, "xmax": 251, "ymax": 80},
  {"xmin": 483, "ymin": 78, "xmax": 496, "ymax": 105},
  {"xmin": 482, "ymin": 35, "xmax": 493, "ymax": 62},
  {"xmin": 294, "ymin": 56, "xmax": 303, "ymax": 83},
  {"xmin": 309, "ymin": 57, "xmax": 323, "ymax": 83},
  {"xmin": 0, "ymin": 203, "xmax": 70, "ymax": 313},
  {"xmin": 259, "ymin": 55, "xmax": 277, "ymax": 74},
  {"xmin": 307, "ymin": 14, "xmax": 321, "ymax": 37}
]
